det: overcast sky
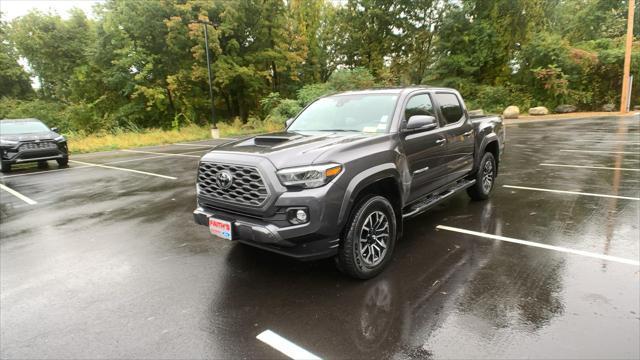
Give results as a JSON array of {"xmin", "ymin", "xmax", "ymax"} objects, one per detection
[{"xmin": 0, "ymin": 0, "xmax": 101, "ymax": 21}]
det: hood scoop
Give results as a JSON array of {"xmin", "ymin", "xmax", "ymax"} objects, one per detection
[{"xmin": 253, "ymin": 134, "xmax": 302, "ymax": 146}]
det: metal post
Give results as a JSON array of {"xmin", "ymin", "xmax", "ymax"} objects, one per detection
[
  {"xmin": 202, "ymin": 23, "xmax": 216, "ymax": 130},
  {"xmin": 620, "ymin": 0, "xmax": 635, "ymax": 113}
]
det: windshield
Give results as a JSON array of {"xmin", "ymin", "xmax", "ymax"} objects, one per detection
[
  {"xmin": 288, "ymin": 94, "xmax": 398, "ymax": 133},
  {"xmin": 0, "ymin": 121, "xmax": 50, "ymax": 135}
]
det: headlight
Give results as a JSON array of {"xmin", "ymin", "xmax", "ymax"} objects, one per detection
[
  {"xmin": 0, "ymin": 139, "xmax": 18, "ymax": 146},
  {"xmin": 277, "ymin": 163, "xmax": 343, "ymax": 188},
  {"xmin": 54, "ymin": 135, "xmax": 66, "ymax": 142}
]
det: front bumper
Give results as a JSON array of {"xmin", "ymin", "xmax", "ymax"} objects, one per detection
[
  {"xmin": 193, "ymin": 206, "xmax": 339, "ymax": 261},
  {"xmin": 1, "ymin": 143, "xmax": 68, "ymax": 164}
]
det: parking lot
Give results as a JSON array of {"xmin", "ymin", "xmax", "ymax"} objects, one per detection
[{"xmin": 1, "ymin": 115, "xmax": 639, "ymax": 359}]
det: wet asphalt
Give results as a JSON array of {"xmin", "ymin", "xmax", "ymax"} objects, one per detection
[{"xmin": 1, "ymin": 115, "xmax": 639, "ymax": 359}]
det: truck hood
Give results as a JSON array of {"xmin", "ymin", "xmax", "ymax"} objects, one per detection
[{"xmin": 210, "ymin": 131, "xmax": 378, "ymax": 168}]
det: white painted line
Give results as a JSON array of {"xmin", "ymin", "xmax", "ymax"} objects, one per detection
[
  {"xmin": 540, "ymin": 163, "xmax": 640, "ymax": 172},
  {"xmin": 503, "ymin": 185, "xmax": 640, "ymax": 200},
  {"xmin": 173, "ymin": 143, "xmax": 215, "ymax": 147},
  {"xmin": 436, "ymin": 225, "xmax": 640, "ymax": 266},
  {"xmin": 0, "ymin": 183, "xmax": 37, "ymax": 205},
  {"xmin": 256, "ymin": 330, "xmax": 321, "ymax": 360},
  {"xmin": 69, "ymin": 160, "xmax": 177, "ymax": 180},
  {"xmin": 560, "ymin": 149, "xmax": 638, "ymax": 155},
  {"xmin": 121, "ymin": 149, "xmax": 201, "ymax": 158},
  {"xmin": 0, "ymin": 165, "xmax": 91, "ymax": 179},
  {"xmin": 105, "ymin": 155, "xmax": 178, "ymax": 165},
  {"xmin": 572, "ymin": 139, "xmax": 640, "ymax": 144}
]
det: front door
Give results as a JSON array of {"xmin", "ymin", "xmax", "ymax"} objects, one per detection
[{"xmin": 400, "ymin": 93, "xmax": 450, "ymax": 203}]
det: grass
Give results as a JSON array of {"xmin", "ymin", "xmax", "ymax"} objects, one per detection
[
  {"xmin": 217, "ymin": 117, "xmax": 284, "ymax": 137},
  {"xmin": 66, "ymin": 124, "xmax": 211, "ymax": 154},
  {"xmin": 65, "ymin": 118, "xmax": 286, "ymax": 154}
]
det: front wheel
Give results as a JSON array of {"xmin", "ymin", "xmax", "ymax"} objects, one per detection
[
  {"xmin": 57, "ymin": 157, "xmax": 69, "ymax": 167},
  {"xmin": 467, "ymin": 152, "xmax": 497, "ymax": 201},
  {"xmin": 336, "ymin": 195, "xmax": 397, "ymax": 279},
  {"xmin": 0, "ymin": 161, "xmax": 11, "ymax": 173}
]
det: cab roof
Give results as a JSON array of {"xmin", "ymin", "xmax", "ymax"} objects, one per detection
[{"xmin": 332, "ymin": 86, "xmax": 458, "ymax": 97}]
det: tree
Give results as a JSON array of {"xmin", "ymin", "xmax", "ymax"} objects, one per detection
[
  {"xmin": 0, "ymin": 18, "xmax": 32, "ymax": 99},
  {"xmin": 10, "ymin": 9, "xmax": 92, "ymax": 100}
]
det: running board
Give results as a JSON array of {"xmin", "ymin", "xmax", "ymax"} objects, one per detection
[{"xmin": 403, "ymin": 179, "xmax": 476, "ymax": 219}]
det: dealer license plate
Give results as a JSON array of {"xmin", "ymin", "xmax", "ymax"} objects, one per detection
[{"xmin": 209, "ymin": 218, "xmax": 233, "ymax": 240}]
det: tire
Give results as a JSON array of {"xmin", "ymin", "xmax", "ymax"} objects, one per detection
[
  {"xmin": 467, "ymin": 151, "xmax": 497, "ymax": 201},
  {"xmin": 336, "ymin": 194, "xmax": 397, "ymax": 279},
  {"xmin": 0, "ymin": 161, "xmax": 11, "ymax": 173},
  {"xmin": 57, "ymin": 157, "xmax": 69, "ymax": 167}
]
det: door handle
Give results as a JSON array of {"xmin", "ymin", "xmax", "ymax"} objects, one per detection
[
  {"xmin": 463, "ymin": 130, "xmax": 473, "ymax": 137},
  {"xmin": 436, "ymin": 138, "xmax": 446, "ymax": 145}
]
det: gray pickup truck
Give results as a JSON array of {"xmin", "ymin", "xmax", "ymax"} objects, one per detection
[{"xmin": 194, "ymin": 87, "xmax": 505, "ymax": 279}]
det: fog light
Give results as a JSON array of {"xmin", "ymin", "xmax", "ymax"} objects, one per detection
[{"xmin": 296, "ymin": 209, "xmax": 308, "ymax": 222}]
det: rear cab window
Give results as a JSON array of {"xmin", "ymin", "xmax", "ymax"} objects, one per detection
[{"xmin": 433, "ymin": 93, "xmax": 465, "ymax": 126}]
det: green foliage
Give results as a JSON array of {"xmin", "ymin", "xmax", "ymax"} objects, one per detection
[
  {"xmin": 1, "ymin": 0, "xmax": 637, "ymax": 140},
  {"xmin": 271, "ymin": 99, "xmax": 302, "ymax": 119},
  {"xmin": 327, "ymin": 67, "xmax": 375, "ymax": 91},
  {"xmin": 296, "ymin": 83, "xmax": 333, "ymax": 106},
  {"xmin": 0, "ymin": 20, "xmax": 33, "ymax": 99},
  {"xmin": 0, "ymin": 98, "xmax": 66, "ymax": 127}
]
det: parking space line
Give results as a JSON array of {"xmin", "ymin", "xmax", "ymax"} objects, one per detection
[
  {"xmin": 0, "ymin": 165, "xmax": 92, "ymax": 179},
  {"xmin": 0, "ymin": 183, "xmax": 37, "ymax": 205},
  {"xmin": 256, "ymin": 330, "xmax": 321, "ymax": 360},
  {"xmin": 503, "ymin": 185, "xmax": 640, "ymax": 200},
  {"xmin": 436, "ymin": 225, "xmax": 640, "ymax": 266},
  {"xmin": 69, "ymin": 160, "xmax": 177, "ymax": 180},
  {"xmin": 540, "ymin": 163, "xmax": 640, "ymax": 171},
  {"xmin": 121, "ymin": 149, "xmax": 201, "ymax": 158},
  {"xmin": 560, "ymin": 149, "xmax": 638, "ymax": 155},
  {"xmin": 572, "ymin": 139, "xmax": 640, "ymax": 144}
]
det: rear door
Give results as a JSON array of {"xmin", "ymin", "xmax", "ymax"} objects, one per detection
[
  {"xmin": 432, "ymin": 92, "xmax": 475, "ymax": 182},
  {"xmin": 400, "ymin": 92, "xmax": 450, "ymax": 203}
]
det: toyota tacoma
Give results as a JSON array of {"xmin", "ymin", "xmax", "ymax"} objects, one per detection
[{"xmin": 194, "ymin": 87, "xmax": 505, "ymax": 279}]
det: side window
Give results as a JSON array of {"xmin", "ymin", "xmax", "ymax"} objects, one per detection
[
  {"xmin": 433, "ymin": 93, "xmax": 464, "ymax": 126},
  {"xmin": 404, "ymin": 94, "xmax": 435, "ymax": 120}
]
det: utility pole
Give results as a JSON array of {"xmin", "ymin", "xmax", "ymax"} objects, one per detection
[
  {"xmin": 620, "ymin": 0, "xmax": 635, "ymax": 113},
  {"xmin": 190, "ymin": 19, "xmax": 219, "ymax": 137}
]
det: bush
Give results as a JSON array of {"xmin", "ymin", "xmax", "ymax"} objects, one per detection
[
  {"xmin": 328, "ymin": 67, "xmax": 376, "ymax": 91},
  {"xmin": 259, "ymin": 92, "xmax": 283, "ymax": 115},
  {"xmin": 465, "ymin": 84, "xmax": 533, "ymax": 113},
  {"xmin": 270, "ymin": 99, "xmax": 302, "ymax": 119},
  {"xmin": 297, "ymin": 83, "xmax": 333, "ymax": 106},
  {"xmin": 0, "ymin": 98, "xmax": 68, "ymax": 129}
]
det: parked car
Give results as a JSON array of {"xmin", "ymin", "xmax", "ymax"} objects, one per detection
[
  {"xmin": 193, "ymin": 87, "xmax": 505, "ymax": 279},
  {"xmin": 0, "ymin": 118, "xmax": 69, "ymax": 172}
]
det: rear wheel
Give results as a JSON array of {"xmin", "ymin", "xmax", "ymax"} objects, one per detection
[
  {"xmin": 467, "ymin": 152, "xmax": 496, "ymax": 201},
  {"xmin": 57, "ymin": 157, "xmax": 69, "ymax": 167},
  {"xmin": 336, "ymin": 194, "xmax": 397, "ymax": 279}
]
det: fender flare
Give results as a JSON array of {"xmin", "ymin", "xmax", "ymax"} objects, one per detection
[
  {"xmin": 474, "ymin": 133, "xmax": 499, "ymax": 171},
  {"xmin": 337, "ymin": 163, "xmax": 401, "ymax": 225}
]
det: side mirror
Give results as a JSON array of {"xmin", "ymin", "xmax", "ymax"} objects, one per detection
[
  {"xmin": 406, "ymin": 115, "xmax": 437, "ymax": 131},
  {"xmin": 50, "ymin": 127, "xmax": 59, "ymax": 132},
  {"xmin": 285, "ymin": 118, "xmax": 294, "ymax": 127}
]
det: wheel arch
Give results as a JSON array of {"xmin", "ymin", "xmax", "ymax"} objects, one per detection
[{"xmin": 337, "ymin": 164, "xmax": 403, "ymax": 236}]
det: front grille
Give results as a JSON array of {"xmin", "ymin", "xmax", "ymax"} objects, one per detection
[
  {"xmin": 198, "ymin": 162, "xmax": 269, "ymax": 207},
  {"xmin": 19, "ymin": 141, "xmax": 57, "ymax": 151}
]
